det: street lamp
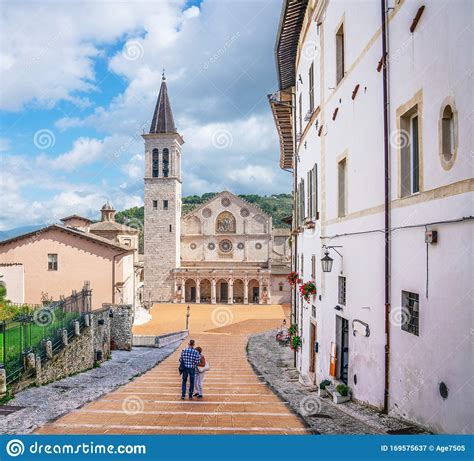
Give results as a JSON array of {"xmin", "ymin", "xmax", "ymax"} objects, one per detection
[
  {"xmin": 321, "ymin": 245, "xmax": 343, "ymax": 273},
  {"xmin": 321, "ymin": 250, "xmax": 334, "ymax": 273}
]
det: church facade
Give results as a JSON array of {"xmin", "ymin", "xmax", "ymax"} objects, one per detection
[{"xmin": 143, "ymin": 76, "xmax": 290, "ymax": 305}]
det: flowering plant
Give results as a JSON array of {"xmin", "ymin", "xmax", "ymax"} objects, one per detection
[
  {"xmin": 288, "ymin": 323, "xmax": 298, "ymax": 337},
  {"xmin": 287, "ymin": 271, "xmax": 301, "ymax": 286},
  {"xmin": 290, "ymin": 335, "xmax": 302, "ymax": 351},
  {"xmin": 299, "ymin": 281, "xmax": 317, "ymax": 302}
]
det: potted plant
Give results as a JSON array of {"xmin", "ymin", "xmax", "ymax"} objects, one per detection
[
  {"xmin": 290, "ymin": 335, "xmax": 302, "ymax": 351},
  {"xmin": 299, "ymin": 281, "xmax": 317, "ymax": 302},
  {"xmin": 287, "ymin": 272, "xmax": 301, "ymax": 287},
  {"xmin": 333, "ymin": 383, "xmax": 351, "ymax": 404},
  {"xmin": 318, "ymin": 379, "xmax": 331, "ymax": 397},
  {"xmin": 288, "ymin": 323, "xmax": 298, "ymax": 337},
  {"xmin": 304, "ymin": 218, "xmax": 316, "ymax": 229}
]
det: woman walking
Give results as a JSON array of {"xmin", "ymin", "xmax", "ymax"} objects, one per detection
[{"xmin": 193, "ymin": 346, "xmax": 208, "ymax": 398}]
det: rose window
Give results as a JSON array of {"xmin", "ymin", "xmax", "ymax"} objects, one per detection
[{"xmin": 219, "ymin": 239, "xmax": 233, "ymax": 253}]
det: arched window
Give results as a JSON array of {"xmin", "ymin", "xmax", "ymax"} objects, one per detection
[
  {"xmin": 441, "ymin": 105, "xmax": 455, "ymax": 161},
  {"xmin": 439, "ymin": 99, "xmax": 458, "ymax": 170},
  {"xmin": 216, "ymin": 211, "xmax": 236, "ymax": 233},
  {"xmin": 152, "ymin": 149, "xmax": 159, "ymax": 178},
  {"xmin": 162, "ymin": 148, "xmax": 169, "ymax": 177}
]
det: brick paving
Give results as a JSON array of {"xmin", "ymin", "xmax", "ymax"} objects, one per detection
[{"xmin": 37, "ymin": 304, "xmax": 308, "ymax": 435}]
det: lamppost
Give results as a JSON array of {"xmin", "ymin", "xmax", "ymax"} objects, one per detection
[{"xmin": 186, "ymin": 304, "xmax": 190, "ymax": 331}]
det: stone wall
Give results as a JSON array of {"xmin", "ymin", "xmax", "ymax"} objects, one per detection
[
  {"xmin": 7, "ymin": 304, "xmax": 129, "ymax": 394},
  {"xmin": 104, "ymin": 303, "xmax": 134, "ymax": 351}
]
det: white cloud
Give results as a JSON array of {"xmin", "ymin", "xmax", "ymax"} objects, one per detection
[{"xmin": 227, "ymin": 165, "xmax": 277, "ymax": 187}]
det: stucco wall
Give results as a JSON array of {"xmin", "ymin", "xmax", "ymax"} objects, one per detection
[
  {"xmin": 0, "ymin": 264, "xmax": 24, "ymax": 304},
  {"xmin": 0, "ymin": 229, "xmax": 117, "ymax": 308}
]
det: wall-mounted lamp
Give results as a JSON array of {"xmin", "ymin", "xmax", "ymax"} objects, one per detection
[
  {"xmin": 321, "ymin": 245, "xmax": 343, "ymax": 273},
  {"xmin": 334, "ymin": 305, "xmax": 343, "ymax": 311}
]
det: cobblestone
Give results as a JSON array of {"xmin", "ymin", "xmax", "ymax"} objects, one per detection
[{"xmin": 247, "ymin": 330, "xmax": 428, "ymax": 435}]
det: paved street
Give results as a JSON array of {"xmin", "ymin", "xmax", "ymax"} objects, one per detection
[{"xmin": 37, "ymin": 303, "xmax": 309, "ymax": 434}]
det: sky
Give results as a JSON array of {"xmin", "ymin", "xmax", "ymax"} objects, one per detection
[{"xmin": 0, "ymin": 0, "xmax": 290, "ymax": 231}]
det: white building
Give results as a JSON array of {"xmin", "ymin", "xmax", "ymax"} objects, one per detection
[{"xmin": 269, "ymin": 0, "xmax": 473, "ymax": 434}]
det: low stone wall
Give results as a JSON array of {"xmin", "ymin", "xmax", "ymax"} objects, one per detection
[
  {"xmin": 133, "ymin": 330, "xmax": 188, "ymax": 348},
  {"xmin": 5, "ymin": 304, "xmax": 133, "ymax": 395},
  {"xmin": 105, "ymin": 303, "xmax": 134, "ymax": 351}
]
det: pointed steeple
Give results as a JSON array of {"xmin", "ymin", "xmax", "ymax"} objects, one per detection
[{"xmin": 149, "ymin": 71, "xmax": 177, "ymax": 134}]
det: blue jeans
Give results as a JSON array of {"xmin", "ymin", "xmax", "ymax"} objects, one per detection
[{"xmin": 181, "ymin": 367, "xmax": 196, "ymax": 397}]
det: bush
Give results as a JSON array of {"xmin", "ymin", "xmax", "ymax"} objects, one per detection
[
  {"xmin": 336, "ymin": 384, "xmax": 350, "ymax": 396},
  {"xmin": 319, "ymin": 379, "xmax": 331, "ymax": 390}
]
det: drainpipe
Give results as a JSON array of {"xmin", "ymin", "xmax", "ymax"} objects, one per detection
[
  {"xmin": 381, "ymin": 0, "xmax": 391, "ymax": 414},
  {"xmin": 292, "ymin": 88, "xmax": 298, "ymax": 369}
]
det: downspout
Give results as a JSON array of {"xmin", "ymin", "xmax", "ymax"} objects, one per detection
[
  {"xmin": 292, "ymin": 88, "xmax": 298, "ymax": 369},
  {"xmin": 381, "ymin": 0, "xmax": 391, "ymax": 414}
]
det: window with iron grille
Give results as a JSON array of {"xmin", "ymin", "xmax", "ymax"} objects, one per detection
[
  {"xmin": 48, "ymin": 253, "xmax": 58, "ymax": 271},
  {"xmin": 401, "ymin": 291, "xmax": 419, "ymax": 336},
  {"xmin": 338, "ymin": 276, "xmax": 346, "ymax": 305}
]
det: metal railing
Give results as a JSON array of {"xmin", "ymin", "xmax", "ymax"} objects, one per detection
[{"xmin": 0, "ymin": 284, "xmax": 92, "ymax": 384}]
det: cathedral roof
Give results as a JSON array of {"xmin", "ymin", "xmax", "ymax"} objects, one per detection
[{"xmin": 149, "ymin": 74, "xmax": 177, "ymax": 134}]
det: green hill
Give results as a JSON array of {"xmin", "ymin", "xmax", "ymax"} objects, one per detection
[{"xmin": 115, "ymin": 193, "xmax": 292, "ymax": 254}]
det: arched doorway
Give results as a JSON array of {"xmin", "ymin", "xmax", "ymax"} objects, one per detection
[
  {"xmin": 200, "ymin": 279, "xmax": 211, "ymax": 303},
  {"xmin": 217, "ymin": 279, "xmax": 229, "ymax": 303},
  {"xmin": 185, "ymin": 279, "xmax": 197, "ymax": 302},
  {"xmin": 248, "ymin": 279, "xmax": 260, "ymax": 304},
  {"xmin": 233, "ymin": 279, "xmax": 244, "ymax": 304}
]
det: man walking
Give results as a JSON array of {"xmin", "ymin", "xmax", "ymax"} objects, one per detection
[{"xmin": 179, "ymin": 339, "xmax": 201, "ymax": 400}]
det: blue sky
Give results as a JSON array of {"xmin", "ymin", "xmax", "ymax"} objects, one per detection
[{"xmin": 0, "ymin": 0, "xmax": 290, "ymax": 230}]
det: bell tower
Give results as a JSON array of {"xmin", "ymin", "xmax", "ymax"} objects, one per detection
[{"xmin": 143, "ymin": 73, "xmax": 183, "ymax": 302}]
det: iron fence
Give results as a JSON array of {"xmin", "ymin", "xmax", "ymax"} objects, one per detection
[{"xmin": 0, "ymin": 285, "xmax": 92, "ymax": 384}]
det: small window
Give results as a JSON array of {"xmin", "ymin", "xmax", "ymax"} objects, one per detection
[
  {"xmin": 311, "ymin": 255, "xmax": 316, "ymax": 280},
  {"xmin": 336, "ymin": 23, "xmax": 345, "ymax": 84},
  {"xmin": 163, "ymin": 200, "xmax": 169, "ymax": 210},
  {"xmin": 153, "ymin": 200, "xmax": 158, "ymax": 210},
  {"xmin": 401, "ymin": 291, "xmax": 419, "ymax": 336},
  {"xmin": 300, "ymin": 253, "xmax": 304, "ymax": 276},
  {"xmin": 152, "ymin": 149, "xmax": 159, "ymax": 178},
  {"xmin": 123, "ymin": 238, "xmax": 131, "ymax": 248},
  {"xmin": 48, "ymin": 254, "xmax": 58, "ymax": 271},
  {"xmin": 169, "ymin": 224, "xmax": 172, "ymax": 232},
  {"xmin": 309, "ymin": 62, "xmax": 314, "ymax": 114},
  {"xmin": 441, "ymin": 105, "xmax": 455, "ymax": 162},
  {"xmin": 279, "ymin": 282, "xmax": 284, "ymax": 292},
  {"xmin": 400, "ymin": 107, "xmax": 420, "ymax": 197},
  {"xmin": 338, "ymin": 276, "xmax": 346, "ymax": 305},
  {"xmin": 338, "ymin": 158, "xmax": 347, "ymax": 217}
]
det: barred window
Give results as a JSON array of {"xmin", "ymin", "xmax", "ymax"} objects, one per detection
[
  {"xmin": 311, "ymin": 255, "xmax": 316, "ymax": 280},
  {"xmin": 152, "ymin": 149, "xmax": 159, "ymax": 178},
  {"xmin": 401, "ymin": 291, "xmax": 419, "ymax": 336},
  {"xmin": 338, "ymin": 276, "xmax": 346, "ymax": 305}
]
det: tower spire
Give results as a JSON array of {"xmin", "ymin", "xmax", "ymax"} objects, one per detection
[{"xmin": 149, "ymin": 73, "xmax": 176, "ymax": 134}]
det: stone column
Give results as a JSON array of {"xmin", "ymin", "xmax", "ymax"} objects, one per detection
[
  {"xmin": 244, "ymin": 279, "xmax": 249, "ymax": 305},
  {"xmin": 259, "ymin": 279, "xmax": 264, "ymax": 305},
  {"xmin": 35, "ymin": 355, "xmax": 42, "ymax": 373},
  {"xmin": 228, "ymin": 279, "xmax": 234, "ymax": 305},
  {"xmin": 46, "ymin": 340, "xmax": 53, "ymax": 359},
  {"xmin": 211, "ymin": 279, "xmax": 216, "ymax": 304},
  {"xmin": 196, "ymin": 279, "xmax": 201, "ymax": 304},
  {"xmin": 0, "ymin": 368, "xmax": 6, "ymax": 396},
  {"xmin": 73, "ymin": 320, "xmax": 80, "ymax": 336},
  {"xmin": 62, "ymin": 329, "xmax": 68, "ymax": 346}
]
